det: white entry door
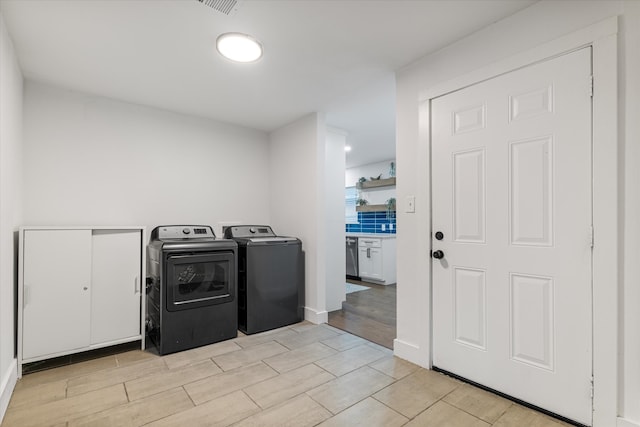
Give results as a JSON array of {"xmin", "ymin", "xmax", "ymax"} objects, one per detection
[{"xmin": 432, "ymin": 48, "xmax": 592, "ymax": 425}]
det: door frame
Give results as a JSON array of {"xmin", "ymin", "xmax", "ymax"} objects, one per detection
[{"xmin": 417, "ymin": 17, "xmax": 618, "ymax": 427}]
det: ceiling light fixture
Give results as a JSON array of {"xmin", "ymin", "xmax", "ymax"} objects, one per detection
[
  {"xmin": 344, "ymin": 145, "xmax": 352, "ymax": 152},
  {"xmin": 216, "ymin": 32, "xmax": 263, "ymax": 63}
]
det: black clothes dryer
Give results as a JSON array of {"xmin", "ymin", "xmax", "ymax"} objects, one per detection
[
  {"xmin": 146, "ymin": 225, "xmax": 237, "ymax": 355},
  {"xmin": 224, "ymin": 225, "xmax": 304, "ymax": 334}
]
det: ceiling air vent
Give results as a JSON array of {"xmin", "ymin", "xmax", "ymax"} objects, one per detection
[{"xmin": 196, "ymin": 0, "xmax": 242, "ymax": 16}]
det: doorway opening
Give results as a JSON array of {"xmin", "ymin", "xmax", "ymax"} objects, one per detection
[
  {"xmin": 328, "ymin": 159, "xmax": 397, "ymax": 348},
  {"xmin": 328, "ymin": 278, "xmax": 396, "ymax": 349}
]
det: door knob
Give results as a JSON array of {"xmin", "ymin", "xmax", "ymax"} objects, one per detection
[{"xmin": 432, "ymin": 250, "xmax": 444, "ymax": 259}]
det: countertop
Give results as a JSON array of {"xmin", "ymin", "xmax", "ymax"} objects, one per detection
[{"xmin": 346, "ymin": 233, "xmax": 396, "ymax": 239}]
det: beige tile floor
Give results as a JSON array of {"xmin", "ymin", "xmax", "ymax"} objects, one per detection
[{"xmin": 2, "ymin": 322, "xmax": 574, "ymax": 427}]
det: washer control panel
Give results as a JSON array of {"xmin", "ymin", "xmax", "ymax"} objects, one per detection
[
  {"xmin": 224, "ymin": 225, "xmax": 276, "ymax": 239},
  {"xmin": 155, "ymin": 225, "xmax": 215, "ymax": 239}
]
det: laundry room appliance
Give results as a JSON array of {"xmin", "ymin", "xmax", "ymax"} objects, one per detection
[
  {"xmin": 146, "ymin": 225, "xmax": 237, "ymax": 355},
  {"xmin": 223, "ymin": 225, "xmax": 304, "ymax": 334}
]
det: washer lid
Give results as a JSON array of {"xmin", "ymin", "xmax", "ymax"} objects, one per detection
[{"xmin": 246, "ymin": 236, "xmax": 298, "ymax": 243}]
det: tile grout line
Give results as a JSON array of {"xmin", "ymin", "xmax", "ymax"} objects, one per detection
[
  {"xmin": 209, "ymin": 356, "xmax": 223, "ymax": 372},
  {"xmin": 312, "ymin": 366, "xmax": 398, "ymax": 419},
  {"xmin": 438, "ymin": 383, "xmax": 518, "ymax": 426},
  {"xmin": 367, "ymin": 395, "xmax": 411, "ymax": 423},
  {"xmin": 435, "ymin": 398, "xmax": 493, "ymax": 426},
  {"xmin": 304, "ymin": 390, "xmax": 342, "ymax": 416},
  {"xmin": 123, "ymin": 381, "xmax": 131, "ymax": 403},
  {"xmin": 489, "ymin": 402, "xmax": 516, "ymax": 426},
  {"xmin": 239, "ymin": 388, "xmax": 262, "ymax": 411},
  {"xmin": 182, "ymin": 384, "xmax": 197, "ymax": 407}
]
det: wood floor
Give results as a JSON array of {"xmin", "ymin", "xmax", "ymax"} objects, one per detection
[
  {"xmin": 328, "ymin": 279, "xmax": 396, "ymax": 349},
  {"xmin": 2, "ymin": 322, "xmax": 572, "ymax": 427}
]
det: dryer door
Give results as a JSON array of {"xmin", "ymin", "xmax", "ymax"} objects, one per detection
[{"xmin": 165, "ymin": 251, "xmax": 235, "ymax": 311}]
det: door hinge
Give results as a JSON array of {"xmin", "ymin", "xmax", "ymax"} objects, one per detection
[
  {"xmin": 590, "ymin": 376, "xmax": 594, "ymax": 398},
  {"xmin": 589, "ymin": 75, "xmax": 594, "ymax": 97},
  {"xmin": 590, "ymin": 225, "xmax": 594, "ymax": 248}
]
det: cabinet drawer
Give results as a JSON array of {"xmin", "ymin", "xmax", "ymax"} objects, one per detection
[{"xmin": 358, "ymin": 238, "xmax": 381, "ymax": 248}]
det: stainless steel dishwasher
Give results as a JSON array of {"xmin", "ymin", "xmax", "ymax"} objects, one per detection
[{"xmin": 346, "ymin": 236, "xmax": 359, "ymax": 278}]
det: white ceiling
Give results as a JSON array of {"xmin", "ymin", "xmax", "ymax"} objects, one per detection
[{"xmin": 0, "ymin": 0, "xmax": 536, "ymax": 168}]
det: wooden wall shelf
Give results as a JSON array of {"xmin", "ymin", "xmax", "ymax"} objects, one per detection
[
  {"xmin": 357, "ymin": 177, "xmax": 396, "ymax": 189},
  {"xmin": 356, "ymin": 204, "xmax": 396, "ymax": 212}
]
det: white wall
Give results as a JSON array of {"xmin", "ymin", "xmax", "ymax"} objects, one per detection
[
  {"xmin": 620, "ymin": 1, "xmax": 640, "ymax": 422},
  {"xmin": 22, "ymin": 81, "xmax": 271, "ymax": 236},
  {"xmin": 0, "ymin": 10, "xmax": 22, "ymax": 422},
  {"xmin": 325, "ymin": 130, "xmax": 346, "ymax": 312},
  {"xmin": 269, "ymin": 113, "xmax": 326, "ymax": 322},
  {"xmin": 395, "ymin": 1, "xmax": 639, "ymax": 425},
  {"xmin": 269, "ymin": 115, "xmax": 345, "ymax": 319}
]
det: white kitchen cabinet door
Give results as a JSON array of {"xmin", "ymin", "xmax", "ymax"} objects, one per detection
[
  {"xmin": 91, "ymin": 230, "xmax": 142, "ymax": 344},
  {"xmin": 22, "ymin": 230, "xmax": 92, "ymax": 360},
  {"xmin": 358, "ymin": 247, "xmax": 371, "ymax": 278},
  {"xmin": 368, "ymin": 248, "xmax": 383, "ymax": 280},
  {"xmin": 359, "ymin": 246, "xmax": 382, "ymax": 280}
]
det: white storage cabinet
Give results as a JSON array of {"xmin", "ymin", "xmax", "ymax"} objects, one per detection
[
  {"xmin": 358, "ymin": 237, "xmax": 396, "ymax": 284},
  {"xmin": 18, "ymin": 226, "xmax": 146, "ymax": 376}
]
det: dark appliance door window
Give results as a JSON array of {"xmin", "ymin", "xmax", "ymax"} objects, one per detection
[{"xmin": 165, "ymin": 251, "xmax": 235, "ymax": 311}]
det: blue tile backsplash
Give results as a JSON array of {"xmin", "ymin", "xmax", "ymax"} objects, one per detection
[{"xmin": 345, "ymin": 211, "xmax": 396, "ymax": 234}]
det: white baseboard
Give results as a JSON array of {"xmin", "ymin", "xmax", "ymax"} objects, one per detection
[
  {"xmin": 0, "ymin": 358, "xmax": 17, "ymax": 424},
  {"xmin": 304, "ymin": 307, "xmax": 328, "ymax": 324},
  {"xmin": 393, "ymin": 338, "xmax": 430, "ymax": 368},
  {"xmin": 618, "ymin": 417, "xmax": 640, "ymax": 427}
]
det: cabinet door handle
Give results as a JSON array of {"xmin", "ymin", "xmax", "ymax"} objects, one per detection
[
  {"xmin": 367, "ymin": 248, "xmax": 371, "ymax": 258},
  {"xmin": 134, "ymin": 276, "xmax": 140, "ymax": 294}
]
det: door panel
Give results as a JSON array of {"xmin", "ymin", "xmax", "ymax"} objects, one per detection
[
  {"xmin": 453, "ymin": 267, "xmax": 487, "ymax": 350},
  {"xmin": 509, "ymin": 136, "xmax": 553, "ymax": 246},
  {"xmin": 453, "ymin": 148, "xmax": 486, "ymax": 243},
  {"xmin": 23, "ymin": 230, "xmax": 92, "ymax": 359},
  {"xmin": 432, "ymin": 48, "xmax": 592, "ymax": 425},
  {"xmin": 91, "ymin": 230, "xmax": 142, "ymax": 344},
  {"xmin": 509, "ymin": 273, "xmax": 554, "ymax": 370}
]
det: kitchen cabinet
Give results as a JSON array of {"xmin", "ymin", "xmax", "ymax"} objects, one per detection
[
  {"xmin": 18, "ymin": 226, "xmax": 146, "ymax": 376},
  {"xmin": 357, "ymin": 237, "xmax": 396, "ymax": 284},
  {"xmin": 359, "ymin": 245, "xmax": 383, "ymax": 280}
]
